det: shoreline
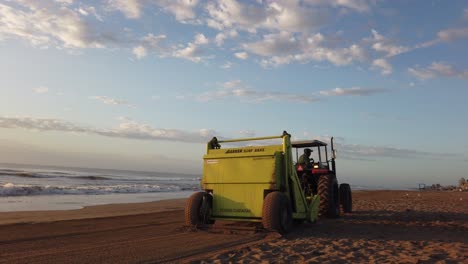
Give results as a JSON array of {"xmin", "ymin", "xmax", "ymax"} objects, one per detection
[{"xmin": 0, "ymin": 189, "xmax": 463, "ymax": 224}]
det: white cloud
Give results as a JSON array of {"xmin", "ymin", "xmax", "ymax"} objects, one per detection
[
  {"xmin": 194, "ymin": 33, "xmax": 209, "ymax": 45},
  {"xmin": 319, "ymin": 87, "xmax": 385, "ymax": 96},
  {"xmin": 3, "ymin": 115, "xmax": 459, "ymax": 162},
  {"xmin": 239, "ymin": 130, "xmax": 256, "ymax": 137},
  {"xmin": 77, "ymin": 6, "xmax": 103, "ymax": 21},
  {"xmin": 436, "ymin": 27, "xmax": 468, "ymax": 42},
  {"xmin": 33, "ymin": 86, "xmax": 49, "ymax": 94},
  {"xmin": 131, "ymin": 33, "xmax": 167, "ymax": 59},
  {"xmin": 91, "ymin": 96, "xmax": 134, "ymax": 107},
  {"xmin": 418, "ymin": 27, "xmax": 468, "ymax": 48},
  {"xmin": 173, "ymin": 33, "xmax": 210, "ymax": 62},
  {"xmin": 141, "ymin": 33, "xmax": 167, "ymax": 48},
  {"xmin": 305, "ymin": 0, "xmax": 376, "ymax": 13},
  {"xmin": 0, "ymin": 1, "xmax": 111, "ymax": 49},
  {"xmin": 205, "ymin": 0, "xmax": 329, "ymax": 33},
  {"xmin": 221, "ymin": 61, "xmax": 233, "ymax": 69},
  {"xmin": 0, "ymin": 116, "xmax": 216, "ymax": 143},
  {"xmin": 196, "ymin": 80, "xmax": 319, "ymax": 103},
  {"xmin": 409, "ymin": 62, "xmax": 468, "ymax": 80},
  {"xmin": 214, "ymin": 29, "xmax": 238, "ymax": 46},
  {"xmin": 338, "ymin": 143, "xmax": 457, "ymax": 160},
  {"xmin": 109, "ymin": 0, "xmax": 199, "ymax": 21},
  {"xmin": 372, "ymin": 58, "xmax": 392, "ymax": 75},
  {"xmin": 370, "ymin": 29, "xmax": 410, "ymax": 58},
  {"xmin": 234, "ymin": 52, "xmax": 248, "ymax": 60},
  {"xmin": 132, "ymin": 45, "xmax": 147, "ymax": 59},
  {"xmin": 242, "ymin": 31, "xmax": 366, "ymax": 67},
  {"xmin": 108, "ymin": 0, "xmax": 141, "ymax": 19}
]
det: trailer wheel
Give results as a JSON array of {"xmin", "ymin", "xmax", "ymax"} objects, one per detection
[
  {"xmin": 339, "ymin": 183, "xmax": 353, "ymax": 213},
  {"xmin": 318, "ymin": 175, "xmax": 340, "ymax": 218},
  {"xmin": 262, "ymin": 192, "xmax": 293, "ymax": 234},
  {"xmin": 184, "ymin": 192, "xmax": 213, "ymax": 226}
]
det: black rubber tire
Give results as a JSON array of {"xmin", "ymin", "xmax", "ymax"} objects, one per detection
[
  {"xmin": 185, "ymin": 192, "xmax": 213, "ymax": 226},
  {"xmin": 318, "ymin": 175, "xmax": 340, "ymax": 218},
  {"xmin": 262, "ymin": 192, "xmax": 293, "ymax": 234},
  {"xmin": 339, "ymin": 183, "xmax": 353, "ymax": 213}
]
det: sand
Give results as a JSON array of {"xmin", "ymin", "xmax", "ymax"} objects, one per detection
[{"xmin": 0, "ymin": 190, "xmax": 467, "ymax": 263}]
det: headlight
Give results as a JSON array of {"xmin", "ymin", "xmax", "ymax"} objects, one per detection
[{"xmin": 313, "ymin": 164, "xmax": 319, "ymax": 169}]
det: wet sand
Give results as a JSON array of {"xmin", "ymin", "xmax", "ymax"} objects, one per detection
[{"xmin": 0, "ymin": 191, "xmax": 467, "ymax": 263}]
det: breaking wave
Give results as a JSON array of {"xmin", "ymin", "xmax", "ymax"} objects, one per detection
[{"xmin": 0, "ymin": 183, "xmax": 197, "ymax": 197}]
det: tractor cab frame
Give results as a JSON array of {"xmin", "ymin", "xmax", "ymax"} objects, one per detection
[{"xmin": 293, "ymin": 138, "xmax": 337, "ymax": 197}]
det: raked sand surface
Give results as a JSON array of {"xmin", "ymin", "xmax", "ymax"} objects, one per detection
[{"xmin": 0, "ymin": 190, "xmax": 467, "ymax": 263}]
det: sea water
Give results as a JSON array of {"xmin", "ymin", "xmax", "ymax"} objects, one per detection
[{"xmin": 0, "ymin": 163, "xmax": 199, "ymax": 211}]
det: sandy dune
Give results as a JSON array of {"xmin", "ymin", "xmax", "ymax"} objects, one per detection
[{"xmin": 0, "ymin": 191, "xmax": 467, "ymax": 263}]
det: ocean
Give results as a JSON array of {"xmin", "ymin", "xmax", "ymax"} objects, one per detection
[
  {"xmin": 0, "ymin": 163, "xmax": 200, "ymax": 211},
  {"xmin": 0, "ymin": 163, "xmax": 413, "ymax": 212}
]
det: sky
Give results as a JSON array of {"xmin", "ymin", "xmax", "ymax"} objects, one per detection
[{"xmin": 0, "ymin": 0, "xmax": 467, "ymax": 188}]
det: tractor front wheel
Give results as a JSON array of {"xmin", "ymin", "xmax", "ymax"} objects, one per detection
[
  {"xmin": 339, "ymin": 183, "xmax": 353, "ymax": 213},
  {"xmin": 184, "ymin": 192, "xmax": 213, "ymax": 226},
  {"xmin": 318, "ymin": 175, "xmax": 340, "ymax": 218},
  {"xmin": 262, "ymin": 192, "xmax": 293, "ymax": 234}
]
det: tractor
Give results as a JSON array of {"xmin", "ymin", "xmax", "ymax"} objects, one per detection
[
  {"xmin": 184, "ymin": 131, "xmax": 352, "ymax": 234},
  {"xmin": 293, "ymin": 138, "xmax": 352, "ymax": 218}
]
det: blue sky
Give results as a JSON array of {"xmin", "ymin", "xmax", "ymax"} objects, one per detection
[{"xmin": 0, "ymin": 0, "xmax": 467, "ymax": 187}]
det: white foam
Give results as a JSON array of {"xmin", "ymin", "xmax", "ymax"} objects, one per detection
[{"xmin": 0, "ymin": 183, "xmax": 193, "ymax": 197}]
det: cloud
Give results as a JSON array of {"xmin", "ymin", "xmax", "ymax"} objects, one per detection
[
  {"xmin": 242, "ymin": 31, "xmax": 367, "ymax": 67},
  {"xmin": 108, "ymin": 0, "xmax": 141, "ymax": 19},
  {"xmin": 173, "ymin": 33, "xmax": 210, "ymax": 62},
  {"xmin": 2, "ymin": 116, "xmax": 459, "ymax": 162},
  {"xmin": 239, "ymin": 130, "xmax": 256, "ymax": 137},
  {"xmin": 108, "ymin": 0, "xmax": 199, "ymax": 21},
  {"xmin": 234, "ymin": 52, "xmax": 248, "ymax": 60},
  {"xmin": 372, "ymin": 58, "xmax": 392, "ymax": 75},
  {"xmin": 196, "ymin": 80, "xmax": 320, "ymax": 103},
  {"xmin": 464, "ymin": 9, "xmax": 468, "ymax": 20},
  {"xmin": 320, "ymin": 87, "xmax": 386, "ymax": 96},
  {"xmin": 338, "ymin": 143, "xmax": 459, "ymax": 160},
  {"xmin": 408, "ymin": 62, "xmax": 468, "ymax": 80},
  {"xmin": 132, "ymin": 45, "xmax": 147, "ymax": 59},
  {"xmin": 305, "ymin": 0, "xmax": 376, "ymax": 13},
  {"xmin": 194, "ymin": 33, "xmax": 209, "ymax": 45},
  {"xmin": 205, "ymin": 0, "xmax": 329, "ymax": 33},
  {"xmin": 220, "ymin": 61, "xmax": 233, "ymax": 69},
  {"xmin": 0, "ymin": 1, "xmax": 114, "ymax": 49},
  {"xmin": 0, "ymin": 116, "xmax": 216, "ymax": 143},
  {"xmin": 214, "ymin": 29, "xmax": 237, "ymax": 46},
  {"xmin": 33, "ymin": 86, "xmax": 49, "ymax": 94},
  {"xmin": 418, "ymin": 27, "xmax": 468, "ymax": 48},
  {"xmin": 90, "ymin": 96, "xmax": 134, "ymax": 107},
  {"xmin": 436, "ymin": 27, "xmax": 468, "ymax": 42},
  {"xmin": 370, "ymin": 29, "xmax": 410, "ymax": 58},
  {"xmin": 132, "ymin": 34, "xmax": 167, "ymax": 59}
]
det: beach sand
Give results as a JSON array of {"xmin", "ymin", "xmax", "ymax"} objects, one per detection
[{"xmin": 0, "ymin": 190, "xmax": 467, "ymax": 263}]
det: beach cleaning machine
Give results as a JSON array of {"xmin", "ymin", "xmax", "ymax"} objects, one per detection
[{"xmin": 184, "ymin": 131, "xmax": 351, "ymax": 234}]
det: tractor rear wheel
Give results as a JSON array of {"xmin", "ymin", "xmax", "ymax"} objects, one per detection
[
  {"xmin": 262, "ymin": 192, "xmax": 293, "ymax": 234},
  {"xmin": 339, "ymin": 183, "xmax": 353, "ymax": 213},
  {"xmin": 184, "ymin": 192, "xmax": 213, "ymax": 226},
  {"xmin": 318, "ymin": 175, "xmax": 340, "ymax": 218}
]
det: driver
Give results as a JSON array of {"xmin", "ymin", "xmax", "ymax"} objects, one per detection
[{"xmin": 298, "ymin": 148, "xmax": 313, "ymax": 168}]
